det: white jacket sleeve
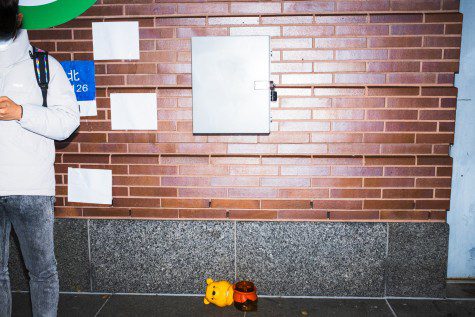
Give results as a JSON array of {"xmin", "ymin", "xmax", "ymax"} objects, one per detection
[{"xmin": 18, "ymin": 57, "xmax": 80, "ymax": 141}]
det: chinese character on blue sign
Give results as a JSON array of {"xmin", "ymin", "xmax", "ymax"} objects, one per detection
[{"xmin": 60, "ymin": 60, "xmax": 97, "ymax": 117}]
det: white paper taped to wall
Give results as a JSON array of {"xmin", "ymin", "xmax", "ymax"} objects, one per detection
[
  {"xmin": 78, "ymin": 100, "xmax": 98, "ymax": 117},
  {"xmin": 110, "ymin": 93, "xmax": 158, "ymax": 130},
  {"xmin": 92, "ymin": 21, "xmax": 140, "ymax": 60},
  {"xmin": 68, "ymin": 168, "xmax": 112, "ymax": 205}
]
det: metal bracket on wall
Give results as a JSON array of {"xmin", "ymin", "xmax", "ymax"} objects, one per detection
[{"xmin": 254, "ymin": 80, "xmax": 278, "ymax": 102}]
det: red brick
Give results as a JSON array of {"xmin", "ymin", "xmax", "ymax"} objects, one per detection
[
  {"xmin": 416, "ymin": 200, "xmax": 450, "ymax": 209},
  {"xmin": 262, "ymin": 200, "xmax": 312, "ymax": 209},
  {"xmin": 113, "ymin": 198, "xmax": 159, "ymax": 208},
  {"xmin": 261, "ymin": 178, "xmax": 311, "ymax": 188},
  {"xmin": 430, "ymin": 210, "xmax": 447, "ymax": 220},
  {"xmin": 383, "ymin": 189, "xmax": 433, "ymax": 198},
  {"xmin": 368, "ymin": 37, "xmax": 422, "ymax": 47},
  {"xmin": 445, "ymin": 24, "xmax": 462, "ymax": 35},
  {"xmin": 386, "ymin": 122, "xmax": 437, "ymax": 132},
  {"xmin": 210, "ymin": 176, "xmax": 259, "ymax": 187},
  {"xmin": 279, "ymin": 189, "xmax": 329, "ymax": 198},
  {"xmin": 331, "ymin": 189, "xmax": 381, "ymax": 198},
  {"xmin": 336, "ymin": 49, "xmax": 388, "ymax": 60},
  {"xmin": 368, "ymin": 61, "xmax": 420, "ymax": 72},
  {"xmin": 387, "ymin": 98, "xmax": 439, "ymax": 108},
  {"xmin": 283, "ymin": 26, "xmax": 334, "ymax": 36},
  {"xmin": 442, "ymin": 0, "xmax": 460, "ymax": 10},
  {"xmin": 316, "ymin": 200, "xmax": 363, "ymax": 210},
  {"xmin": 425, "ymin": 13, "xmax": 463, "ymax": 22},
  {"xmin": 283, "ymin": 1, "xmax": 334, "ymax": 13},
  {"xmin": 130, "ymin": 187, "xmax": 177, "ymax": 197},
  {"xmin": 111, "ymin": 155, "xmax": 158, "ymax": 165},
  {"xmin": 391, "ymin": 24, "xmax": 444, "ymax": 35},
  {"xmin": 177, "ymin": 3, "xmax": 228, "ymax": 14},
  {"xmin": 336, "ymin": 0, "xmax": 390, "ymax": 11},
  {"xmin": 421, "ymin": 87, "xmax": 458, "ymax": 96},
  {"xmin": 211, "ymin": 199, "xmax": 260, "ymax": 209},
  {"xmin": 333, "ymin": 98, "xmax": 385, "ymax": 108},
  {"xmin": 389, "ymin": 49, "xmax": 442, "ymax": 59},
  {"xmin": 381, "ymin": 144, "xmax": 432, "ymax": 154},
  {"xmin": 332, "ymin": 121, "xmax": 384, "ymax": 132},
  {"xmin": 424, "ymin": 36, "xmax": 461, "ymax": 47},
  {"xmin": 312, "ymin": 133, "xmax": 363, "ymax": 143},
  {"xmin": 416, "ymin": 178, "xmax": 451, "ymax": 187},
  {"xmin": 332, "ymin": 166, "xmax": 383, "ymax": 176},
  {"xmin": 385, "ymin": 167, "xmax": 435, "ymax": 176},
  {"xmin": 364, "ymin": 200, "xmax": 415, "ymax": 209},
  {"xmin": 32, "ymin": 0, "xmax": 462, "ymax": 222},
  {"xmin": 228, "ymin": 188, "xmax": 278, "ymax": 198},
  {"xmin": 419, "ymin": 110, "xmax": 455, "ymax": 120},
  {"xmin": 444, "ymin": 49, "xmax": 460, "ymax": 59},
  {"xmin": 230, "ymin": 2, "xmax": 281, "ymax": 14},
  {"xmin": 82, "ymin": 208, "xmax": 130, "ymax": 218},
  {"xmin": 314, "ymin": 38, "xmax": 366, "ymax": 48},
  {"xmin": 370, "ymin": 14, "xmax": 423, "ymax": 23},
  {"xmin": 380, "ymin": 210, "xmax": 429, "ymax": 220},
  {"xmin": 114, "ymin": 176, "xmax": 160, "ymax": 186},
  {"xmin": 365, "ymin": 178, "xmax": 415, "ymax": 187},
  {"xmin": 328, "ymin": 143, "xmax": 380, "ymax": 155},
  {"xmin": 367, "ymin": 87, "xmax": 420, "ymax": 96},
  {"xmin": 161, "ymin": 199, "xmax": 209, "ymax": 208},
  {"xmin": 179, "ymin": 209, "xmax": 227, "ymax": 219},
  {"xmin": 387, "ymin": 73, "xmax": 437, "ymax": 84},
  {"xmin": 316, "ymin": 15, "xmax": 367, "ymax": 24},
  {"xmin": 390, "ymin": 0, "xmax": 441, "ymax": 11},
  {"xmin": 367, "ymin": 110, "xmax": 418, "ymax": 120}
]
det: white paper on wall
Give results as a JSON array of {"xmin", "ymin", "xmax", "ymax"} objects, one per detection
[
  {"xmin": 78, "ymin": 100, "xmax": 98, "ymax": 117},
  {"xmin": 67, "ymin": 168, "xmax": 112, "ymax": 205},
  {"xmin": 110, "ymin": 93, "xmax": 158, "ymax": 130},
  {"xmin": 92, "ymin": 21, "xmax": 140, "ymax": 60}
]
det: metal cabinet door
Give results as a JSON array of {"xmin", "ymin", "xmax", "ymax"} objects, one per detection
[{"xmin": 191, "ymin": 36, "xmax": 270, "ymax": 134}]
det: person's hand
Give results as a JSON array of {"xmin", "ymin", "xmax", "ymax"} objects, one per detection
[{"xmin": 0, "ymin": 96, "xmax": 22, "ymax": 121}]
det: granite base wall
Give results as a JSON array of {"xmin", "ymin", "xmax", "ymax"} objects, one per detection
[{"xmin": 9, "ymin": 219, "xmax": 449, "ymax": 298}]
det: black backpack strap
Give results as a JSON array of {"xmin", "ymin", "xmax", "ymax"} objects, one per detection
[{"xmin": 29, "ymin": 46, "xmax": 50, "ymax": 107}]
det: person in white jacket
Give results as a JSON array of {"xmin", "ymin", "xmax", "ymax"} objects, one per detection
[{"xmin": 0, "ymin": 1, "xmax": 80, "ymax": 316}]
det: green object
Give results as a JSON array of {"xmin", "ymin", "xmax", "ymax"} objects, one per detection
[{"xmin": 19, "ymin": 0, "xmax": 96, "ymax": 30}]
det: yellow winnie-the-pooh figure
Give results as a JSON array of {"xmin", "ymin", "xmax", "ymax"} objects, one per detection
[{"xmin": 203, "ymin": 278, "xmax": 234, "ymax": 307}]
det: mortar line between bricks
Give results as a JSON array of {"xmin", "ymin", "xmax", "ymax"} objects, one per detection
[{"xmin": 76, "ymin": 11, "xmax": 460, "ymax": 21}]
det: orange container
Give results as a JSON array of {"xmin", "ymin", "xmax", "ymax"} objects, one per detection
[{"xmin": 233, "ymin": 281, "xmax": 258, "ymax": 312}]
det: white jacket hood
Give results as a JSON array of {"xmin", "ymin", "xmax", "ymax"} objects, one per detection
[{"xmin": 0, "ymin": 29, "xmax": 80, "ymax": 196}]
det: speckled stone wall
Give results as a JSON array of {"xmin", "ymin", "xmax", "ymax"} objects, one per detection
[{"xmin": 9, "ymin": 219, "xmax": 449, "ymax": 298}]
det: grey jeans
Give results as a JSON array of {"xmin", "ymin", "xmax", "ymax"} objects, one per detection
[{"xmin": 0, "ymin": 196, "xmax": 59, "ymax": 317}]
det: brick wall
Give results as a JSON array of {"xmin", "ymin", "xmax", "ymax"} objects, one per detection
[{"xmin": 29, "ymin": 0, "xmax": 462, "ymax": 221}]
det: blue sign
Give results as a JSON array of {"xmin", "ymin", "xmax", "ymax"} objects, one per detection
[{"xmin": 60, "ymin": 60, "xmax": 96, "ymax": 102}]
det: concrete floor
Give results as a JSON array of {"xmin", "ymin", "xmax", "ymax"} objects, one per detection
[{"xmin": 11, "ymin": 283, "xmax": 475, "ymax": 317}]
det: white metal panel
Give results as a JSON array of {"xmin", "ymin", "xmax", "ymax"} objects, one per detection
[
  {"xmin": 192, "ymin": 36, "xmax": 270, "ymax": 134},
  {"xmin": 448, "ymin": 0, "xmax": 475, "ymax": 278}
]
